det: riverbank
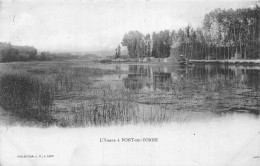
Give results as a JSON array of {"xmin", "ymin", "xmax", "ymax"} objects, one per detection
[
  {"xmin": 190, "ymin": 59, "xmax": 260, "ymax": 64},
  {"xmin": 100, "ymin": 58, "xmax": 260, "ymax": 65}
]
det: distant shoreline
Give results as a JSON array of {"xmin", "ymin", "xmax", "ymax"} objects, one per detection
[
  {"xmin": 190, "ymin": 59, "xmax": 260, "ymax": 65},
  {"xmin": 99, "ymin": 58, "xmax": 260, "ymax": 65}
]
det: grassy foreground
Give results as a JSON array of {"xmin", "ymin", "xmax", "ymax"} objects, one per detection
[{"xmin": 0, "ymin": 73, "xmax": 55, "ymax": 126}]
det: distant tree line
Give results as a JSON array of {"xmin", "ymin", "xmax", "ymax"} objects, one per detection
[
  {"xmin": 173, "ymin": 6, "xmax": 260, "ymax": 60},
  {"xmin": 121, "ymin": 30, "xmax": 171, "ymax": 59},
  {"xmin": 120, "ymin": 6, "xmax": 260, "ymax": 60},
  {"xmin": 0, "ymin": 42, "xmax": 38, "ymax": 62},
  {"xmin": 0, "ymin": 42, "xmax": 78, "ymax": 62}
]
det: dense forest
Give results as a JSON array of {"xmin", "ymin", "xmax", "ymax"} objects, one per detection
[{"xmin": 120, "ymin": 6, "xmax": 260, "ymax": 60}]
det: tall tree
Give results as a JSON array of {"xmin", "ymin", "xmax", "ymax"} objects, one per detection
[
  {"xmin": 117, "ymin": 44, "xmax": 121, "ymax": 58},
  {"xmin": 145, "ymin": 34, "xmax": 151, "ymax": 57},
  {"xmin": 115, "ymin": 48, "xmax": 118, "ymax": 59},
  {"xmin": 151, "ymin": 30, "xmax": 172, "ymax": 58},
  {"xmin": 152, "ymin": 32, "xmax": 158, "ymax": 58},
  {"xmin": 122, "ymin": 31, "xmax": 144, "ymax": 58}
]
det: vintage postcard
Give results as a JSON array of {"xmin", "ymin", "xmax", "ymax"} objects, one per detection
[{"xmin": 0, "ymin": 0, "xmax": 259, "ymax": 165}]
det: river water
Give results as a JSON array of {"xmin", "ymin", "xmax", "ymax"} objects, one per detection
[
  {"xmin": 96, "ymin": 63, "xmax": 260, "ymax": 114},
  {"xmin": 0, "ymin": 62, "xmax": 260, "ymax": 166},
  {"xmin": 0, "ymin": 62, "xmax": 259, "ymax": 124}
]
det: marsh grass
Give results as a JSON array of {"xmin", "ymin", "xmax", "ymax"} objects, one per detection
[
  {"xmin": 65, "ymin": 101, "xmax": 175, "ymax": 127},
  {"xmin": 0, "ymin": 62, "xmax": 128, "ymax": 126},
  {"xmin": 0, "ymin": 73, "xmax": 55, "ymax": 125},
  {"xmin": 57, "ymin": 85, "xmax": 180, "ymax": 127},
  {"xmin": 24, "ymin": 63, "xmax": 122, "ymax": 93}
]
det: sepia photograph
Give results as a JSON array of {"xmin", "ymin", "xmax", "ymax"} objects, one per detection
[{"xmin": 0, "ymin": 0, "xmax": 260, "ymax": 165}]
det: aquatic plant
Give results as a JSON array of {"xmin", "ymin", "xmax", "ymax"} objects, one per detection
[{"xmin": 0, "ymin": 73, "xmax": 55, "ymax": 125}]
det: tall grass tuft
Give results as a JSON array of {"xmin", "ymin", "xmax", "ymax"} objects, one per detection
[{"xmin": 0, "ymin": 73, "xmax": 55, "ymax": 125}]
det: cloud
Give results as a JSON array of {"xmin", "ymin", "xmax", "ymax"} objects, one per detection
[{"xmin": 0, "ymin": 0, "xmax": 256, "ymax": 52}]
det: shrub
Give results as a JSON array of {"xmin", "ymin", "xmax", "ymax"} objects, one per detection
[{"xmin": 99, "ymin": 59, "xmax": 112, "ymax": 63}]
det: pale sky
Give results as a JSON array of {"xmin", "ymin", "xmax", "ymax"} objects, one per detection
[{"xmin": 0, "ymin": 0, "xmax": 257, "ymax": 52}]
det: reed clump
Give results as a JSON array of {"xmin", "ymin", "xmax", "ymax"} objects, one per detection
[
  {"xmin": 58, "ymin": 85, "xmax": 174, "ymax": 127},
  {"xmin": 0, "ymin": 73, "xmax": 55, "ymax": 125}
]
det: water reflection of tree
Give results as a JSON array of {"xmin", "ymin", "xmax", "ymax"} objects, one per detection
[
  {"xmin": 123, "ymin": 74, "xmax": 144, "ymax": 91},
  {"xmin": 153, "ymin": 72, "xmax": 172, "ymax": 91},
  {"xmin": 246, "ymin": 70, "xmax": 260, "ymax": 90},
  {"xmin": 125, "ymin": 65, "xmax": 260, "ymax": 92},
  {"xmin": 123, "ymin": 65, "xmax": 174, "ymax": 91},
  {"xmin": 188, "ymin": 65, "xmax": 260, "ymax": 112},
  {"xmin": 123, "ymin": 65, "xmax": 150, "ymax": 91},
  {"xmin": 122, "ymin": 64, "xmax": 260, "ymax": 114},
  {"xmin": 191, "ymin": 65, "xmax": 260, "ymax": 90}
]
